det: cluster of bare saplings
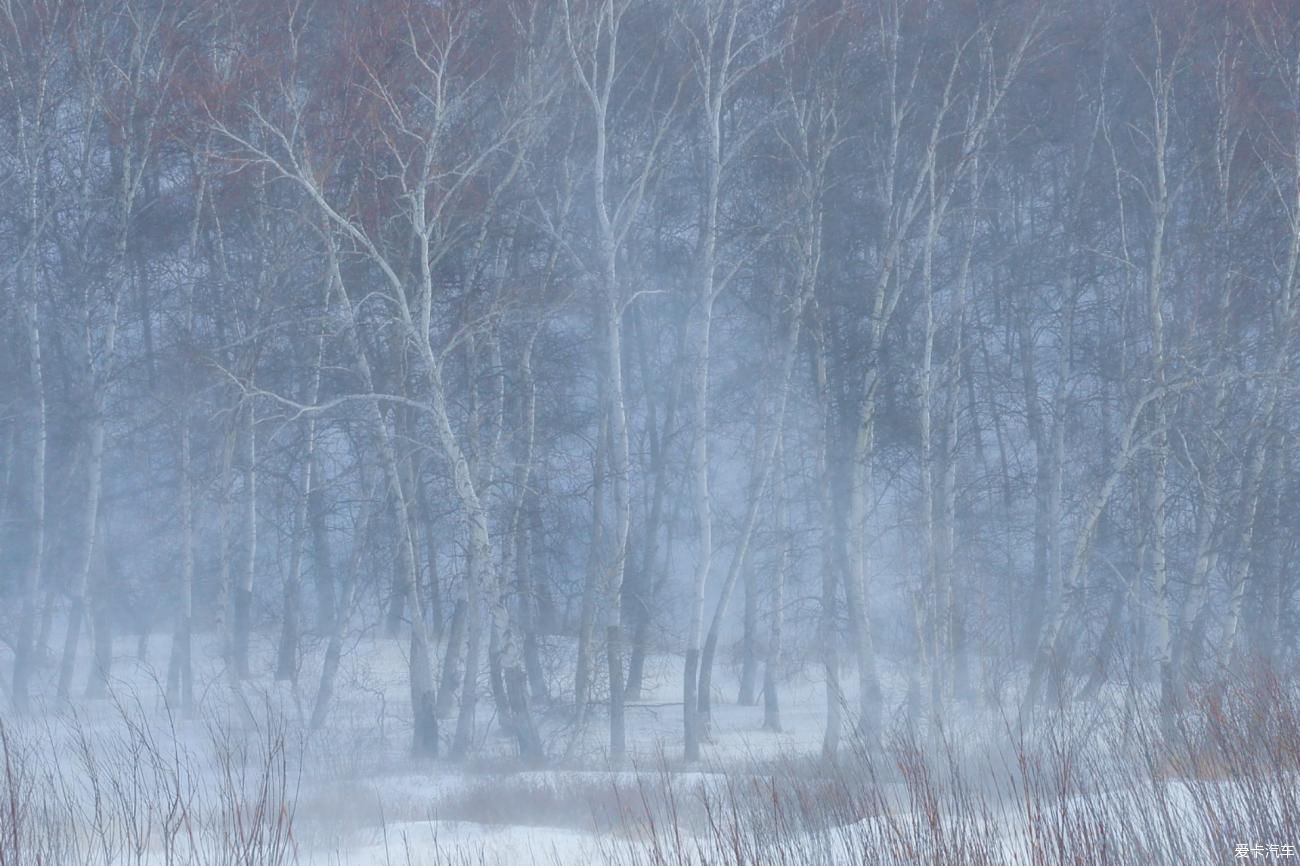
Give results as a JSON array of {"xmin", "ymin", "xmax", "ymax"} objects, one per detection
[{"xmin": 1, "ymin": 0, "xmax": 1298, "ymax": 769}]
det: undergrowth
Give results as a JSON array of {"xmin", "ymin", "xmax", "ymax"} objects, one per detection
[{"xmin": 1, "ymin": 669, "xmax": 1295, "ymax": 865}]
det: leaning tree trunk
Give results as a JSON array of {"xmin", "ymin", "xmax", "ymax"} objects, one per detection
[
  {"xmin": 1021, "ymin": 387, "xmax": 1162, "ymax": 722},
  {"xmin": 697, "ymin": 266, "xmax": 808, "ymax": 728}
]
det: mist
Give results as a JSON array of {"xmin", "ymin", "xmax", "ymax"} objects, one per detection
[{"xmin": 1, "ymin": 0, "xmax": 1298, "ymax": 863}]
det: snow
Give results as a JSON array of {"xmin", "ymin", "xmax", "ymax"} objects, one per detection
[{"xmin": 2, "ymin": 629, "xmax": 1292, "ymax": 866}]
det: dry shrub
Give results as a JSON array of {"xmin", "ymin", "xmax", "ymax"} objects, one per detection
[
  {"xmin": 594, "ymin": 664, "xmax": 1300, "ymax": 866},
  {"xmin": 4, "ymin": 662, "xmax": 1300, "ymax": 866},
  {"xmin": 0, "ymin": 703, "xmax": 298, "ymax": 866}
]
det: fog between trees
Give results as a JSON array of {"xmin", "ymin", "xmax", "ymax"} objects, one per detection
[{"xmin": 1, "ymin": 0, "xmax": 1298, "ymax": 766}]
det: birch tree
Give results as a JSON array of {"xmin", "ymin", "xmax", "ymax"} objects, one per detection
[
  {"xmin": 215, "ymin": 0, "xmax": 546, "ymax": 761},
  {"xmin": 559, "ymin": 0, "xmax": 680, "ymax": 761},
  {"xmin": 58, "ymin": 0, "xmax": 177, "ymax": 700},
  {"xmin": 0, "ymin": 0, "xmax": 63, "ymax": 713}
]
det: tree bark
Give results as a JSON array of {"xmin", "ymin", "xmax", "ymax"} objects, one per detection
[
  {"xmin": 697, "ymin": 299, "xmax": 802, "ymax": 735},
  {"xmin": 87, "ymin": 511, "xmax": 117, "ymax": 699},
  {"xmin": 58, "ymin": 353, "xmax": 113, "ymax": 701},
  {"xmin": 763, "ymin": 435, "xmax": 788, "ymax": 733},
  {"xmin": 233, "ymin": 400, "xmax": 256, "ymax": 681},
  {"xmin": 308, "ymin": 454, "xmax": 337, "ymax": 633},
  {"xmin": 575, "ymin": 406, "xmax": 606, "ymax": 717},
  {"xmin": 437, "ymin": 598, "xmax": 469, "ymax": 719},
  {"xmin": 310, "ymin": 479, "xmax": 377, "ymax": 732},
  {"xmin": 13, "ymin": 299, "xmax": 46, "ymax": 714},
  {"xmin": 166, "ymin": 423, "xmax": 195, "ymax": 716}
]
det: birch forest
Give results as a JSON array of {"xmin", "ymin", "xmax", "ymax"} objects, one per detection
[{"xmin": 1, "ymin": 1, "xmax": 1299, "ymax": 863}]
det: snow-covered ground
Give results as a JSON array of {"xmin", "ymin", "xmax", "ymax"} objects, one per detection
[{"xmin": 2, "ymin": 630, "xmax": 1295, "ymax": 865}]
